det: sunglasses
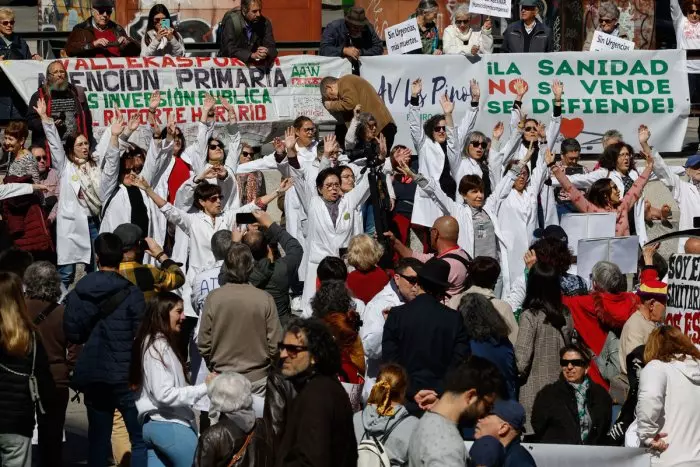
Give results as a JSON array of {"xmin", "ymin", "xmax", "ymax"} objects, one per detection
[
  {"xmin": 95, "ymin": 8, "xmax": 112, "ymax": 15},
  {"xmin": 599, "ymin": 18, "xmax": 615, "ymax": 24},
  {"xmin": 301, "ymin": 127, "xmax": 315, "ymax": 133},
  {"xmin": 434, "ymin": 126, "xmax": 446, "ymax": 133},
  {"xmin": 560, "ymin": 359, "xmax": 586, "ymax": 367},
  {"xmin": 35, "ymin": 156, "xmax": 48, "ymax": 161},
  {"xmin": 278, "ymin": 342, "xmax": 308, "ymax": 356},
  {"xmin": 241, "ymin": 150, "xmax": 255, "ymax": 157},
  {"xmin": 398, "ymin": 273, "xmax": 418, "ymax": 285},
  {"xmin": 522, "ymin": 5, "xmax": 536, "ymax": 10},
  {"xmin": 209, "ymin": 143, "xmax": 223, "ymax": 150},
  {"xmin": 124, "ymin": 166, "xmax": 143, "ymax": 174},
  {"xmin": 690, "ymin": 8, "xmax": 700, "ymax": 14},
  {"xmin": 206, "ymin": 194, "xmax": 222, "ymax": 202},
  {"xmin": 0, "ymin": 20, "xmax": 15, "ymax": 26},
  {"xmin": 524, "ymin": 126, "xmax": 538, "ymax": 132},
  {"xmin": 470, "ymin": 141, "xmax": 488, "ymax": 149},
  {"xmin": 455, "ymin": 19, "xmax": 470, "ymax": 24}
]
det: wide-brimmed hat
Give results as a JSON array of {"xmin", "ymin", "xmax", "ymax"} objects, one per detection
[
  {"xmin": 345, "ymin": 7, "xmax": 368, "ymax": 27},
  {"xmin": 417, "ymin": 257, "xmax": 451, "ymax": 290}
]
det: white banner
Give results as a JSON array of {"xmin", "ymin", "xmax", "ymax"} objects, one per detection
[
  {"xmin": 590, "ymin": 31, "xmax": 636, "ymax": 52},
  {"xmin": 666, "ymin": 254, "xmax": 700, "ymax": 344},
  {"xmin": 465, "ymin": 442, "xmax": 651, "ymax": 467},
  {"xmin": 384, "ymin": 18, "xmax": 423, "ymax": 55},
  {"xmin": 360, "ymin": 50, "xmax": 689, "ymax": 153},
  {"xmin": 0, "ymin": 56, "xmax": 351, "ymax": 145},
  {"xmin": 469, "ymin": 0, "xmax": 513, "ymax": 18}
]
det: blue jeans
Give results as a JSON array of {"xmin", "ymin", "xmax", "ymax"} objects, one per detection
[
  {"xmin": 84, "ymin": 384, "xmax": 146, "ymax": 467},
  {"xmin": 363, "ymin": 201, "xmax": 376, "ymax": 235},
  {"xmin": 58, "ymin": 216, "xmax": 100, "ymax": 287},
  {"xmin": 142, "ymin": 420, "xmax": 198, "ymax": 467}
]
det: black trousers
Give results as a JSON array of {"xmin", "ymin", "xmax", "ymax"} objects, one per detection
[{"xmin": 37, "ymin": 386, "xmax": 69, "ymax": 467}]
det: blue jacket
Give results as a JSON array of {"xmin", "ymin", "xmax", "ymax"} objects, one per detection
[
  {"xmin": 320, "ymin": 19, "xmax": 383, "ymax": 74},
  {"xmin": 504, "ymin": 438, "xmax": 537, "ymax": 467},
  {"xmin": 0, "ymin": 33, "xmax": 32, "ymax": 119},
  {"xmin": 470, "ymin": 338, "xmax": 519, "ymax": 400},
  {"xmin": 63, "ymin": 270, "xmax": 145, "ymax": 389}
]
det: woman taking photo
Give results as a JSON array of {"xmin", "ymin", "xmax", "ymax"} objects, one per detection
[
  {"xmin": 0, "ymin": 272, "xmax": 53, "ymax": 467},
  {"xmin": 515, "ymin": 262, "xmax": 574, "ymax": 435},
  {"xmin": 130, "ymin": 292, "xmax": 215, "ymax": 466},
  {"xmin": 141, "ymin": 4, "xmax": 185, "ymax": 57},
  {"xmin": 636, "ymin": 326, "xmax": 700, "ymax": 465},
  {"xmin": 353, "ymin": 364, "xmax": 419, "ymax": 466}
]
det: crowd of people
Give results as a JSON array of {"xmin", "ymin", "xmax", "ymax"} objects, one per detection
[{"xmin": 0, "ymin": 1, "xmax": 700, "ymax": 467}]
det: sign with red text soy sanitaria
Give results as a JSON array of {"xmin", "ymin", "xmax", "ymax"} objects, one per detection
[
  {"xmin": 0, "ymin": 56, "xmax": 351, "ymax": 144},
  {"xmin": 666, "ymin": 254, "xmax": 700, "ymax": 344}
]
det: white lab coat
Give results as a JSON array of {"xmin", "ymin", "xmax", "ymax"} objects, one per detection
[
  {"xmin": 651, "ymin": 150, "xmax": 700, "ymax": 252},
  {"xmin": 495, "ymin": 147, "xmax": 551, "ymax": 294},
  {"xmin": 292, "ymin": 161, "xmax": 370, "ymax": 310},
  {"xmin": 44, "ymin": 121, "xmax": 118, "ymax": 266},
  {"xmin": 416, "ymin": 172, "xmax": 512, "ymax": 297},
  {"xmin": 0, "ymin": 183, "xmax": 33, "ymax": 200},
  {"xmin": 409, "ymin": 104, "xmax": 477, "ymax": 227}
]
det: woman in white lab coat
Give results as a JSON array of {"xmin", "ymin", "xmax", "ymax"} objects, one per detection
[
  {"xmin": 408, "ymin": 78, "xmax": 479, "ymax": 231},
  {"xmin": 35, "ymin": 97, "xmax": 121, "ymax": 287},
  {"xmin": 285, "ymin": 131, "xmax": 370, "ymax": 311}
]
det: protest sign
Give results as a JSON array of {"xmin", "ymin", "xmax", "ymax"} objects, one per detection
[
  {"xmin": 560, "ymin": 212, "xmax": 616, "ymax": 256},
  {"xmin": 666, "ymin": 254, "xmax": 700, "ymax": 344},
  {"xmin": 469, "ymin": 0, "xmax": 512, "ymax": 18},
  {"xmin": 0, "ymin": 56, "xmax": 351, "ymax": 144},
  {"xmin": 360, "ymin": 50, "xmax": 689, "ymax": 153},
  {"xmin": 590, "ymin": 31, "xmax": 636, "ymax": 52},
  {"xmin": 384, "ymin": 18, "xmax": 423, "ymax": 55},
  {"xmin": 577, "ymin": 236, "xmax": 639, "ymax": 284}
]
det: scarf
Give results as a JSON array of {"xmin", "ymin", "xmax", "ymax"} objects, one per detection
[
  {"xmin": 75, "ymin": 161, "xmax": 102, "ymax": 217},
  {"xmin": 451, "ymin": 25, "xmax": 474, "ymax": 44},
  {"xmin": 126, "ymin": 185, "xmax": 149, "ymax": 236},
  {"xmin": 620, "ymin": 173, "xmax": 636, "ymax": 235},
  {"xmin": 323, "ymin": 197, "xmax": 340, "ymax": 225},
  {"xmin": 237, "ymin": 172, "xmax": 263, "ymax": 204},
  {"xmin": 569, "ymin": 378, "xmax": 592, "ymax": 442},
  {"xmin": 479, "ymin": 160, "xmax": 492, "ymax": 198}
]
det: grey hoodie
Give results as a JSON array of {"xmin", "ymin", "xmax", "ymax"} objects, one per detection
[{"xmin": 353, "ymin": 404, "xmax": 419, "ymax": 466}]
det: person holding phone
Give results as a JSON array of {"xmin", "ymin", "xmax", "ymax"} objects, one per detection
[{"xmin": 141, "ymin": 4, "xmax": 185, "ymax": 57}]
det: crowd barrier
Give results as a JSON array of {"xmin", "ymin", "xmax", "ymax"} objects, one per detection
[
  {"xmin": 0, "ymin": 50, "xmax": 690, "ymax": 153},
  {"xmin": 464, "ymin": 442, "xmax": 652, "ymax": 467}
]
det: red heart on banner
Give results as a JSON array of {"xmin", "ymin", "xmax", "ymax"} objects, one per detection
[{"xmin": 561, "ymin": 117, "xmax": 585, "ymax": 139}]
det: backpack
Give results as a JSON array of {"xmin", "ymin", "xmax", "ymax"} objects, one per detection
[
  {"xmin": 357, "ymin": 413, "xmax": 409, "ymax": 467},
  {"xmin": 216, "ymin": 8, "xmax": 247, "ymax": 50}
]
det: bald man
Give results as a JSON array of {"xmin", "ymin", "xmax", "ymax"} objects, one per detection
[
  {"xmin": 685, "ymin": 237, "xmax": 700, "ymax": 254},
  {"xmin": 387, "ymin": 215, "xmax": 471, "ymax": 304}
]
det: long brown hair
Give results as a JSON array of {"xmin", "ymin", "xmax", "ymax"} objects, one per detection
[
  {"xmin": 0, "ymin": 272, "xmax": 34, "ymax": 357},
  {"xmin": 644, "ymin": 326, "xmax": 700, "ymax": 364},
  {"xmin": 322, "ymin": 311, "xmax": 366, "ymax": 375},
  {"xmin": 367, "ymin": 364, "xmax": 409, "ymax": 416},
  {"xmin": 129, "ymin": 292, "xmax": 186, "ymax": 391}
]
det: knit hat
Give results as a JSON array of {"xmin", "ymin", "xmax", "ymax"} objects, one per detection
[{"xmin": 637, "ymin": 278, "xmax": 668, "ymax": 303}]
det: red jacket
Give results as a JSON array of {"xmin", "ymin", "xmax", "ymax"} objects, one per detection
[{"xmin": 1, "ymin": 175, "xmax": 53, "ymax": 253}]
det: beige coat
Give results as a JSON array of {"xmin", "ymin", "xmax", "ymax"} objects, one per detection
[{"xmin": 464, "ymin": 286, "xmax": 519, "ymax": 345}]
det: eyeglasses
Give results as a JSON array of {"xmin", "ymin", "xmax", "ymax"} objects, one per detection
[
  {"xmin": 301, "ymin": 127, "xmax": 315, "ymax": 133},
  {"xmin": 599, "ymin": 18, "xmax": 615, "ymax": 24},
  {"xmin": 455, "ymin": 19, "xmax": 470, "ymax": 24},
  {"xmin": 241, "ymin": 150, "xmax": 255, "ymax": 157},
  {"xmin": 434, "ymin": 126, "xmax": 446, "ymax": 133},
  {"xmin": 690, "ymin": 8, "xmax": 700, "ymax": 14},
  {"xmin": 368, "ymin": 123, "xmax": 377, "ymax": 129},
  {"xmin": 524, "ymin": 126, "xmax": 538, "ymax": 132},
  {"xmin": 0, "ymin": 20, "xmax": 15, "ymax": 26},
  {"xmin": 560, "ymin": 358, "xmax": 586, "ymax": 367},
  {"xmin": 35, "ymin": 156, "xmax": 47, "ymax": 161},
  {"xmin": 398, "ymin": 273, "xmax": 418, "ymax": 285},
  {"xmin": 209, "ymin": 143, "xmax": 223, "ymax": 150},
  {"xmin": 205, "ymin": 195, "xmax": 222, "ymax": 202},
  {"xmin": 95, "ymin": 7, "xmax": 112, "ymax": 15},
  {"xmin": 278, "ymin": 342, "xmax": 308, "ymax": 356},
  {"xmin": 470, "ymin": 141, "xmax": 488, "ymax": 149},
  {"xmin": 323, "ymin": 182, "xmax": 341, "ymax": 189}
]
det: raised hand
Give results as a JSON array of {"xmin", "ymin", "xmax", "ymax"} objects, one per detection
[
  {"xmin": 377, "ymin": 133, "xmax": 388, "ymax": 159},
  {"xmin": 524, "ymin": 249, "xmax": 537, "ymax": 270},
  {"xmin": 284, "ymin": 126, "xmax": 297, "ymax": 153},
  {"xmin": 252, "ymin": 209, "xmax": 273, "ymax": 227},
  {"xmin": 202, "ymin": 92, "xmax": 216, "ymax": 113},
  {"xmin": 33, "ymin": 97, "xmax": 48, "ymax": 121},
  {"xmin": 522, "ymin": 140, "xmax": 536, "ymax": 164},
  {"xmin": 220, "ymin": 96, "xmax": 236, "ymax": 121},
  {"xmin": 411, "ymin": 78, "xmax": 422, "ymax": 98},
  {"xmin": 397, "ymin": 160, "xmax": 417, "ymax": 179},
  {"xmin": 272, "ymin": 137, "xmax": 285, "ymax": 155},
  {"xmin": 323, "ymin": 134, "xmax": 339, "ymax": 158},
  {"xmin": 537, "ymin": 122, "xmax": 547, "ymax": 140},
  {"xmin": 110, "ymin": 111, "xmax": 126, "ymax": 136},
  {"xmin": 127, "ymin": 113, "xmax": 141, "ymax": 132},
  {"xmin": 439, "ymin": 93, "xmax": 454, "ymax": 114},
  {"xmin": 131, "ymin": 174, "xmax": 150, "ymax": 190},
  {"xmin": 492, "ymin": 122, "xmax": 504, "ymax": 141},
  {"xmin": 545, "ymin": 147, "xmax": 555, "ymax": 166},
  {"xmin": 278, "ymin": 177, "xmax": 294, "ymax": 192},
  {"xmin": 231, "ymin": 226, "xmax": 244, "ymax": 243},
  {"xmin": 166, "ymin": 112, "xmax": 177, "ymax": 140},
  {"xmin": 470, "ymin": 79, "xmax": 480, "ymax": 103},
  {"xmin": 149, "ymin": 90, "xmax": 161, "ymax": 111},
  {"xmin": 641, "ymin": 147, "xmax": 655, "ymax": 170},
  {"xmin": 638, "ymin": 124, "xmax": 651, "ymax": 146},
  {"xmin": 353, "ymin": 104, "xmax": 362, "ymax": 119},
  {"xmin": 552, "ymin": 79, "xmax": 564, "ymax": 101},
  {"xmin": 642, "ymin": 242, "xmax": 659, "ymax": 266},
  {"xmin": 513, "ymin": 78, "xmax": 528, "ymax": 100}
]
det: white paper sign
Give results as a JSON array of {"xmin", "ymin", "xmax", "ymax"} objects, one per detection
[
  {"xmin": 560, "ymin": 213, "xmax": 617, "ymax": 256},
  {"xmin": 577, "ymin": 236, "xmax": 639, "ymax": 283},
  {"xmin": 469, "ymin": 0, "xmax": 512, "ymax": 18},
  {"xmin": 590, "ymin": 30, "xmax": 636, "ymax": 52},
  {"xmin": 384, "ymin": 18, "xmax": 423, "ymax": 55}
]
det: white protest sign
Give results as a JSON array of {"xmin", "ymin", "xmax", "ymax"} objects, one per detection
[
  {"xmin": 384, "ymin": 18, "xmax": 422, "ymax": 55},
  {"xmin": 666, "ymin": 254, "xmax": 700, "ymax": 344},
  {"xmin": 577, "ymin": 236, "xmax": 639, "ymax": 284},
  {"xmin": 590, "ymin": 30, "xmax": 636, "ymax": 52},
  {"xmin": 469, "ymin": 0, "xmax": 512, "ymax": 19},
  {"xmin": 560, "ymin": 212, "xmax": 616, "ymax": 256}
]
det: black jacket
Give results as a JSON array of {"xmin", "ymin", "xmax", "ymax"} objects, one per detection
[
  {"xmin": 0, "ymin": 33, "xmax": 32, "ymax": 119},
  {"xmin": 531, "ymin": 376, "xmax": 612, "ymax": 445},
  {"xmin": 0, "ymin": 335, "xmax": 55, "ymax": 437},
  {"xmin": 275, "ymin": 373, "xmax": 357, "ymax": 467},
  {"xmin": 249, "ymin": 223, "xmax": 303, "ymax": 326},
  {"xmin": 218, "ymin": 10, "xmax": 277, "ymax": 65},
  {"xmin": 382, "ymin": 293, "xmax": 470, "ymax": 412},
  {"xmin": 320, "ymin": 19, "xmax": 383, "ymax": 74},
  {"xmin": 195, "ymin": 416, "xmax": 275, "ymax": 467},
  {"xmin": 500, "ymin": 19, "xmax": 554, "ymax": 53},
  {"xmin": 63, "ymin": 270, "xmax": 145, "ymax": 389}
]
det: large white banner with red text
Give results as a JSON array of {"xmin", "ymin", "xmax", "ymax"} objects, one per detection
[
  {"xmin": 0, "ymin": 56, "xmax": 351, "ymax": 144},
  {"xmin": 360, "ymin": 50, "xmax": 689, "ymax": 153}
]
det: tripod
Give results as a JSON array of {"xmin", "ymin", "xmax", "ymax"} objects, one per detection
[{"xmin": 362, "ymin": 159, "xmax": 394, "ymax": 269}]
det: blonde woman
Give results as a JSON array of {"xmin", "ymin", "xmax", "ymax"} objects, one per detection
[
  {"xmin": 0, "ymin": 272, "xmax": 53, "ymax": 467},
  {"xmin": 346, "ymin": 234, "xmax": 390, "ymax": 304},
  {"xmin": 353, "ymin": 364, "xmax": 419, "ymax": 466}
]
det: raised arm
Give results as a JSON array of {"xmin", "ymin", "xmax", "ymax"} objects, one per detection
[
  {"xmin": 551, "ymin": 162, "xmax": 597, "ymax": 214},
  {"xmin": 100, "ymin": 119, "xmax": 126, "ymax": 203},
  {"xmin": 545, "ymin": 80, "xmax": 563, "ymax": 152},
  {"xmin": 619, "ymin": 152, "xmax": 653, "ymax": 213},
  {"xmin": 455, "ymin": 79, "xmax": 480, "ymax": 149},
  {"xmin": 508, "ymin": 78, "xmax": 528, "ymax": 134},
  {"xmin": 639, "ymin": 124, "xmax": 684, "ymax": 201},
  {"xmin": 397, "ymin": 160, "xmax": 456, "ymax": 216},
  {"xmin": 34, "ymin": 98, "xmax": 68, "ymax": 175},
  {"xmin": 219, "ymin": 97, "xmax": 242, "ymax": 174},
  {"xmin": 190, "ymin": 93, "xmax": 217, "ymax": 176},
  {"xmin": 408, "ymin": 79, "xmax": 426, "ymax": 151},
  {"xmin": 527, "ymin": 144, "xmax": 553, "ymax": 199},
  {"xmin": 132, "ymin": 174, "xmax": 192, "ymax": 235},
  {"xmin": 344, "ymin": 105, "xmax": 362, "ymax": 151}
]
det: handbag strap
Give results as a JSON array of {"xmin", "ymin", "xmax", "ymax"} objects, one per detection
[
  {"xmin": 33, "ymin": 302, "xmax": 59, "ymax": 326},
  {"xmin": 227, "ymin": 429, "xmax": 255, "ymax": 467}
]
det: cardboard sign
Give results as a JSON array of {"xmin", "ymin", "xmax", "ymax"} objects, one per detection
[
  {"xmin": 590, "ymin": 30, "xmax": 636, "ymax": 52},
  {"xmin": 384, "ymin": 18, "xmax": 423, "ymax": 55},
  {"xmin": 577, "ymin": 236, "xmax": 639, "ymax": 284},
  {"xmin": 665, "ymin": 254, "xmax": 700, "ymax": 344},
  {"xmin": 560, "ymin": 212, "xmax": 617, "ymax": 256},
  {"xmin": 468, "ymin": 0, "xmax": 512, "ymax": 19}
]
